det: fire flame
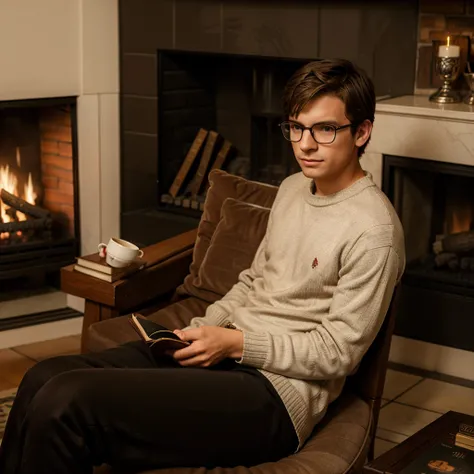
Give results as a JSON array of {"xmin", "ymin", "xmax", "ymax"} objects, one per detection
[
  {"xmin": 449, "ymin": 207, "xmax": 473, "ymax": 235},
  {"xmin": 0, "ymin": 161, "xmax": 38, "ymax": 240}
]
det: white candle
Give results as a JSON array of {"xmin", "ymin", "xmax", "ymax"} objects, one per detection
[{"xmin": 438, "ymin": 36, "xmax": 460, "ymax": 57}]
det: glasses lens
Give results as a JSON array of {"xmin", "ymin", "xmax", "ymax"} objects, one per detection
[
  {"xmin": 280, "ymin": 122, "xmax": 302, "ymax": 142},
  {"xmin": 312, "ymin": 124, "xmax": 336, "ymax": 144}
]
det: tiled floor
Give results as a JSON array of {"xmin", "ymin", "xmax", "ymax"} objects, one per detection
[
  {"xmin": 375, "ymin": 368, "xmax": 474, "ymax": 457},
  {"xmin": 0, "ymin": 335, "xmax": 81, "ymax": 391},
  {"xmin": 1, "ymin": 336, "xmax": 474, "ymax": 461}
]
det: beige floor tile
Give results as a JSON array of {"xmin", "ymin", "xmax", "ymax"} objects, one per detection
[
  {"xmin": 378, "ymin": 402, "xmax": 441, "ymax": 437},
  {"xmin": 397, "ymin": 379, "xmax": 474, "ymax": 416},
  {"xmin": 0, "ymin": 290, "xmax": 67, "ymax": 320},
  {"xmin": 382, "ymin": 369, "xmax": 423, "ymax": 400},
  {"xmin": 376, "ymin": 427, "xmax": 408, "ymax": 444},
  {"xmin": 12, "ymin": 335, "xmax": 81, "ymax": 361},
  {"xmin": 374, "ymin": 438, "xmax": 397, "ymax": 458},
  {"xmin": 0, "ymin": 349, "xmax": 36, "ymax": 391}
]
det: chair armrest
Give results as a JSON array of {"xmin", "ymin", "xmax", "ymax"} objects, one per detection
[
  {"xmin": 137, "ymin": 228, "xmax": 197, "ymax": 268},
  {"xmin": 61, "ymin": 228, "xmax": 197, "ymax": 313}
]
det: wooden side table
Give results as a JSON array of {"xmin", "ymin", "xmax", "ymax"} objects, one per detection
[
  {"xmin": 364, "ymin": 411, "xmax": 474, "ymax": 474},
  {"xmin": 60, "ymin": 229, "xmax": 197, "ymax": 352}
]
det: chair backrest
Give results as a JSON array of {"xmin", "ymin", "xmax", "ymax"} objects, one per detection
[{"xmin": 345, "ymin": 286, "xmax": 400, "ymax": 404}]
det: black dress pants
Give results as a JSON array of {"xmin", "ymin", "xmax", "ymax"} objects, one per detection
[{"xmin": 0, "ymin": 341, "xmax": 298, "ymax": 474}]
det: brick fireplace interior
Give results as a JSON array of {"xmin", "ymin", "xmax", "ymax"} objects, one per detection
[{"xmin": 0, "ymin": 98, "xmax": 80, "ymax": 323}]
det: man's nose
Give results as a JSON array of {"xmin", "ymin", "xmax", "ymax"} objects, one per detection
[{"xmin": 299, "ymin": 129, "xmax": 318, "ymax": 152}]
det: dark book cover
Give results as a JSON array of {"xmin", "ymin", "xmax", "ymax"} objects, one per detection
[
  {"xmin": 129, "ymin": 314, "xmax": 189, "ymax": 355},
  {"xmin": 400, "ymin": 441, "xmax": 474, "ymax": 474}
]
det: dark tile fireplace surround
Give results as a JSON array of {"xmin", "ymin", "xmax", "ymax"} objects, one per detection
[
  {"xmin": 119, "ymin": 0, "xmax": 418, "ymax": 245},
  {"xmin": 118, "ymin": 1, "xmax": 474, "ymax": 352}
]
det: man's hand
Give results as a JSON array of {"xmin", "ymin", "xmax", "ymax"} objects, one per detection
[{"xmin": 171, "ymin": 326, "xmax": 243, "ymax": 367}]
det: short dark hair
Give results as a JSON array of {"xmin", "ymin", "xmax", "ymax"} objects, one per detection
[{"xmin": 283, "ymin": 59, "xmax": 375, "ymax": 157}]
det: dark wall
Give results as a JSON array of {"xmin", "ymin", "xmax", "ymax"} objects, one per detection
[
  {"xmin": 119, "ymin": 0, "xmax": 418, "ymax": 218},
  {"xmin": 417, "ymin": 0, "xmax": 474, "ymax": 90}
]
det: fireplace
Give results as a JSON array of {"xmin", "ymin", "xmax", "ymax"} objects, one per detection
[
  {"xmin": 382, "ymin": 155, "xmax": 474, "ymax": 351},
  {"xmin": 0, "ymin": 97, "xmax": 79, "ymax": 302},
  {"xmin": 156, "ymin": 50, "xmax": 302, "ymax": 214}
]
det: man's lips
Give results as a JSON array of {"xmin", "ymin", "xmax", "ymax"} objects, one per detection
[{"xmin": 300, "ymin": 158, "xmax": 324, "ymax": 165}]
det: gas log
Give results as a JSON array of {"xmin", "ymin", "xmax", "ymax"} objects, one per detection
[
  {"xmin": 0, "ymin": 189, "xmax": 52, "ymax": 241},
  {"xmin": 433, "ymin": 230, "xmax": 474, "ymax": 254},
  {"xmin": 0, "ymin": 189, "xmax": 50, "ymax": 219},
  {"xmin": 433, "ymin": 230, "xmax": 474, "ymax": 271}
]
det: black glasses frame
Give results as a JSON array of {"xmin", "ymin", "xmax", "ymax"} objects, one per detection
[{"xmin": 279, "ymin": 121, "xmax": 357, "ymax": 144}]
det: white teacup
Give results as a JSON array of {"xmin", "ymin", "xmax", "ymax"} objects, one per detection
[{"xmin": 98, "ymin": 238, "xmax": 144, "ymax": 268}]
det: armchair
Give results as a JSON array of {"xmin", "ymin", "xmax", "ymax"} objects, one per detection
[{"xmin": 61, "ymin": 170, "xmax": 399, "ymax": 474}]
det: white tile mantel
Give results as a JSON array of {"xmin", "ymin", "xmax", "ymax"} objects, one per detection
[
  {"xmin": 364, "ymin": 95, "xmax": 474, "ymax": 178},
  {"xmin": 360, "ymin": 95, "xmax": 474, "ymax": 381},
  {"xmin": 0, "ymin": 0, "xmax": 120, "ymax": 344},
  {"xmin": 362, "ymin": 94, "xmax": 474, "ymax": 189},
  {"xmin": 376, "ymin": 95, "xmax": 474, "ymax": 123}
]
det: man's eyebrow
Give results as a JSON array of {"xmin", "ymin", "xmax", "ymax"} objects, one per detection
[{"xmin": 289, "ymin": 119, "xmax": 339, "ymax": 126}]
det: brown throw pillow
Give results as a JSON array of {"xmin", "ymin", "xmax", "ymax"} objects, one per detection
[
  {"xmin": 195, "ymin": 198, "xmax": 270, "ymax": 299},
  {"xmin": 178, "ymin": 170, "xmax": 278, "ymax": 302}
]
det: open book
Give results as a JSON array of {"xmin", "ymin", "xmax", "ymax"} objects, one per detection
[{"xmin": 129, "ymin": 314, "xmax": 189, "ymax": 354}]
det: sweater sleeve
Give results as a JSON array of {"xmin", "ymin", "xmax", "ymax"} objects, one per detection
[
  {"xmin": 185, "ymin": 232, "xmax": 268, "ymax": 329},
  {"xmin": 239, "ymin": 225, "xmax": 403, "ymax": 380}
]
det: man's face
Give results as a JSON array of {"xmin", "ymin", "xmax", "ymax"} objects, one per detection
[{"xmin": 289, "ymin": 94, "xmax": 371, "ymax": 192}]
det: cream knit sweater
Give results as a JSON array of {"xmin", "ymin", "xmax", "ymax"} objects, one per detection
[{"xmin": 188, "ymin": 171, "xmax": 406, "ymax": 449}]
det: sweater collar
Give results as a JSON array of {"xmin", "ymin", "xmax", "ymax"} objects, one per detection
[{"xmin": 303, "ymin": 171, "xmax": 376, "ymax": 207}]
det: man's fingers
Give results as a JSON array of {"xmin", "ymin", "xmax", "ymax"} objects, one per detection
[
  {"xmin": 175, "ymin": 328, "xmax": 202, "ymax": 342},
  {"xmin": 172, "ymin": 344, "xmax": 201, "ymax": 361},
  {"xmin": 177, "ymin": 356, "xmax": 209, "ymax": 367},
  {"xmin": 173, "ymin": 329, "xmax": 185, "ymax": 339}
]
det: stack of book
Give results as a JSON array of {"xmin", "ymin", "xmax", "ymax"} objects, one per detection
[
  {"xmin": 455, "ymin": 423, "xmax": 474, "ymax": 452},
  {"xmin": 74, "ymin": 253, "xmax": 145, "ymax": 282}
]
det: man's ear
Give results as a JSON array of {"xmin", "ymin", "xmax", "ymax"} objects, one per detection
[{"xmin": 355, "ymin": 119, "xmax": 373, "ymax": 148}]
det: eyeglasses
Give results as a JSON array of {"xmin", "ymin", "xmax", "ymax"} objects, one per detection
[{"xmin": 279, "ymin": 121, "xmax": 356, "ymax": 144}]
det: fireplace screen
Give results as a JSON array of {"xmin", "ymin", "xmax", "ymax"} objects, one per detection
[{"xmin": 383, "ymin": 155, "xmax": 474, "ymax": 290}]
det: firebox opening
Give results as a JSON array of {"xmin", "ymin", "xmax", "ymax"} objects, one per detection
[
  {"xmin": 0, "ymin": 97, "xmax": 79, "ymax": 307},
  {"xmin": 384, "ymin": 155, "xmax": 474, "ymax": 290},
  {"xmin": 383, "ymin": 154, "xmax": 474, "ymax": 353},
  {"xmin": 156, "ymin": 50, "xmax": 305, "ymax": 218}
]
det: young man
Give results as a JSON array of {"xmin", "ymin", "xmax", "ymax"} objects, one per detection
[{"xmin": 0, "ymin": 59, "xmax": 405, "ymax": 474}]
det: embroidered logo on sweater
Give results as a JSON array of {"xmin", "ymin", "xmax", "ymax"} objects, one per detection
[{"xmin": 312, "ymin": 257, "xmax": 319, "ymax": 269}]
